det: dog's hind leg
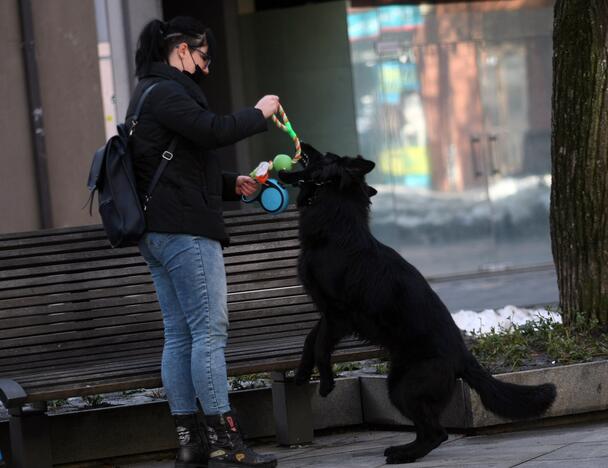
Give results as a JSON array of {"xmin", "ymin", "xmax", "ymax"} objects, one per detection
[{"xmin": 384, "ymin": 359, "xmax": 455, "ymax": 464}]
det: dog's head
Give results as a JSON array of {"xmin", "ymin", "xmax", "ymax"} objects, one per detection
[{"xmin": 279, "ymin": 143, "xmax": 377, "ymax": 205}]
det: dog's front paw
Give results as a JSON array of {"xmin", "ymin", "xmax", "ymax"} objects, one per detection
[
  {"xmin": 294, "ymin": 367, "xmax": 312, "ymax": 386},
  {"xmin": 318, "ymin": 378, "xmax": 335, "ymax": 397}
]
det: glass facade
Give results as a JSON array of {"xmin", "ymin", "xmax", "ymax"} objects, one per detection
[{"xmin": 347, "ymin": 1, "xmax": 554, "ymax": 276}]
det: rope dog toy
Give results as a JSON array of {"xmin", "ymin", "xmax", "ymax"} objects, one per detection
[{"xmin": 243, "ymin": 104, "xmax": 303, "ymax": 213}]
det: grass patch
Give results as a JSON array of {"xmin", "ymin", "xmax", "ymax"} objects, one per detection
[
  {"xmin": 374, "ymin": 361, "xmax": 389, "ymax": 375},
  {"xmin": 229, "ymin": 373, "xmax": 271, "ymax": 390},
  {"xmin": 470, "ymin": 313, "xmax": 608, "ymax": 373},
  {"xmin": 83, "ymin": 394, "xmax": 104, "ymax": 406},
  {"xmin": 48, "ymin": 399, "xmax": 67, "ymax": 410},
  {"xmin": 333, "ymin": 361, "xmax": 363, "ymax": 373}
]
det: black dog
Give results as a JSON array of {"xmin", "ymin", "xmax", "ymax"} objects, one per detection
[{"xmin": 279, "ymin": 143, "xmax": 557, "ymax": 464}]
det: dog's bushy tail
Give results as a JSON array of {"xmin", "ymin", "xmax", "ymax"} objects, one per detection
[{"xmin": 462, "ymin": 354, "xmax": 556, "ymax": 419}]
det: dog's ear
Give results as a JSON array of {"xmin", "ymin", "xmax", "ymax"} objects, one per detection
[
  {"xmin": 301, "ymin": 143, "xmax": 323, "ymax": 164},
  {"xmin": 339, "ymin": 169, "xmax": 356, "ymax": 191},
  {"xmin": 347, "ymin": 155, "xmax": 375, "ymax": 175}
]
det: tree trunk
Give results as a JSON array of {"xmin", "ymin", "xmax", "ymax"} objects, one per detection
[{"xmin": 552, "ymin": 0, "xmax": 608, "ymax": 327}]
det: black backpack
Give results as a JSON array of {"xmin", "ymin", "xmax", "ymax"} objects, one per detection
[{"xmin": 87, "ymin": 83, "xmax": 177, "ymax": 248}]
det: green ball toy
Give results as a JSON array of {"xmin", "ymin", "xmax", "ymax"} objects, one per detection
[{"xmin": 273, "ymin": 154, "xmax": 293, "ymax": 172}]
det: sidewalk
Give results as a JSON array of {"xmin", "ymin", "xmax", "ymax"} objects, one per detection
[{"xmin": 125, "ymin": 419, "xmax": 608, "ymax": 467}]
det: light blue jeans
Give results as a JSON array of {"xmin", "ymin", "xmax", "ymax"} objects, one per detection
[{"xmin": 138, "ymin": 232, "xmax": 231, "ymax": 415}]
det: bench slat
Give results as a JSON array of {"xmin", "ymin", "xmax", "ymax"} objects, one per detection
[{"xmin": 0, "ymin": 303, "xmax": 317, "ymax": 340}]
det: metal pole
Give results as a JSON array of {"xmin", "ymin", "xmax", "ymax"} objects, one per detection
[{"xmin": 18, "ymin": 0, "xmax": 53, "ymax": 229}]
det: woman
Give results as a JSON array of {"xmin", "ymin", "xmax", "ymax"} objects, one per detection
[{"xmin": 128, "ymin": 16, "xmax": 279, "ymax": 468}]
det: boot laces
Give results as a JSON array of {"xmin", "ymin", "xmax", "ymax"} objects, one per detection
[{"xmin": 176, "ymin": 426, "xmax": 192, "ymax": 445}]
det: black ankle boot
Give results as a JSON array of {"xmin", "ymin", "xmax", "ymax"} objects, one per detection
[
  {"xmin": 174, "ymin": 413, "xmax": 209, "ymax": 468},
  {"xmin": 204, "ymin": 411, "xmax": 277, "ymax": 467}
]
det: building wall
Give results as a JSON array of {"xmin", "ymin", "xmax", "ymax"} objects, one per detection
[
  {"xmin": 1, "ymin": 0, "xmax": 40, "ymax": 232},
  {"xmin": 0, "ymin": 0, "xmax": 106, "ymax": 234},
  {"xmin": 238, "ymin": 1, "xmax": 360, "ymax": 170}
]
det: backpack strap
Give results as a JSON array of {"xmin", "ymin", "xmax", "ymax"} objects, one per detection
[
  {"xmin": 128, "ymin": 81, "xmax": 180, "ymax": 211},
  {"xmin": 143, "ymin": 135, "xmax": 178, "ymax": 211},
  {"xmin": 129, "ymin": 82, "xmax": 159, "ymax": 135}
]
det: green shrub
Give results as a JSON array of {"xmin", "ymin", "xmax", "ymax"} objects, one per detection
[{"xmin": 471, "ymin": 313, "xmax": 608, "ymax": 372}]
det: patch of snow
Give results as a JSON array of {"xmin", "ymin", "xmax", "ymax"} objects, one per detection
[{"xmin": 452, "ymin": 305, "xmax": 561, "ymax": 335}]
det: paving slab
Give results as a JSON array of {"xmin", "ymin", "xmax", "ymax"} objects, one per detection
[
  {"xmin": 122, "ymin": 420, "xmax": 608, "ymax": 467},
  {"xmin": 530, "ymin": 441, "xmax": 608, "ymax": 461},
  {"xmin": 518, "ymin": 460, "xmax": 608, "ymax": 468}
]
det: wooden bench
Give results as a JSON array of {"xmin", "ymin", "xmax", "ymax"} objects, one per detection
[{"xmin": 0, "ymin": 206, "xmax": 381, "ymax": 467}]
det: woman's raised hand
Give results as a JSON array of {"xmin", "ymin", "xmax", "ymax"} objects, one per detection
[{"xmin": 255, "ymin": 95, "xmax": 280, "ymax": 119}]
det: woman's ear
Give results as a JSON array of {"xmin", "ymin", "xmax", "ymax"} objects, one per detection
[{"xmin": 176, "ymin": 42, "xmax": 189, "ymax": 59}]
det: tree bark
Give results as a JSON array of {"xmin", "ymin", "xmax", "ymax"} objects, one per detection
[{"xmin": 552, "ymin": 0, "xmax": 608, "ymax": 327}]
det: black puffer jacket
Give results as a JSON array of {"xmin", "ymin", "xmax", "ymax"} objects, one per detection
[{"xmin": 126, "ymin": 62, "xmax": 267, "ymax": 245}]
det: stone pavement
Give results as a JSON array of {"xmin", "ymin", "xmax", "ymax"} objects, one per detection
[
  {"xmin": 124, "ymin": 420, "xmax": 608, "ymax": 467},
  {"xmin": 431, "ymin": 266, "xmax": 558, "ymax": 312}
]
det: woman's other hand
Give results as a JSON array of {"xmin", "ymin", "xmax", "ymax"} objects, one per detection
[
  {"xmin": 255, "ymin": 95, "xmax": 280, "ymax": 118},
  {"xmin": 235, "ymin": 175, "xmax": 258, "ymax": 197}
]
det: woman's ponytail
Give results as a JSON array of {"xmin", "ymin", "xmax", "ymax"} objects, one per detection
[{"xmin": 135, "ymin": 19, "xmax": 168, "ymax": 77}]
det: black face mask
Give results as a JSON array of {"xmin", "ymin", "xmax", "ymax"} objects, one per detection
[
  {"xmin": 181, "ymin": 49, "xmax": 207, "ymax": 86},
  {"xmin": 183, "ymin": 64, "xmax": 206, "ymax": 85}
]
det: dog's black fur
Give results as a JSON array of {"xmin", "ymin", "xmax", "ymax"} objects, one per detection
[{"xmin": 279, "ymin": 143, "xmax": 557, "ymax": 464}]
